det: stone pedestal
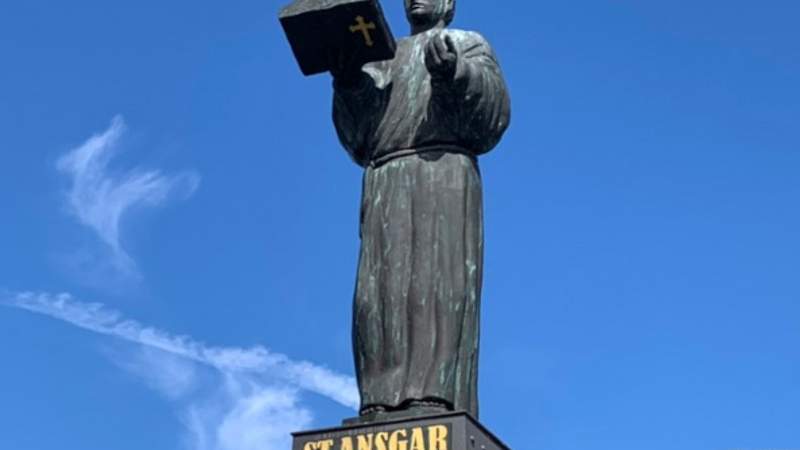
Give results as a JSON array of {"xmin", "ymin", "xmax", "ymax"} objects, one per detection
[{"xmin": 292, "ymin": 411, "xmax": 510, "ymax": 450}]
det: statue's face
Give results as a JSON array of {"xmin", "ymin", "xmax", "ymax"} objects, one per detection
[{"xmin": 404, "ymin": 0, "xmax": 452, "ymax": 26}]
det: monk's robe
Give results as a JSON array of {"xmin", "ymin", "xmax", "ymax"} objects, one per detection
[{"xmin": 333, "ymin": 27, "xmax": 511, "ymax": 418}]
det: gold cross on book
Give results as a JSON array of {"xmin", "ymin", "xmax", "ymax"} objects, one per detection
[{"xmin": 349, "ymin": 15, "xmax": 376, "ymax": 47}]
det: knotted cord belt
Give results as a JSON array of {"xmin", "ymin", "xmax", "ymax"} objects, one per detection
[{"xmin": 368, "ymin": 143, "xmax": 475, "ymax": 168}]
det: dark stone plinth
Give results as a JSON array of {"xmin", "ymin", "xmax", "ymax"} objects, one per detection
[{"xmin": 292, "ymin": 412, "xmax": 510, "ymax": 450}]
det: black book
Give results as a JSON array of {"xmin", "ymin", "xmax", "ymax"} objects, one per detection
[{"xmin": 279, "ymin": 0, "xmax": 396, "ymax": 76}]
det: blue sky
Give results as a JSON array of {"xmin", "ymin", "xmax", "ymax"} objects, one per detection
[{"xmin": 1, "ymin": 1, "xmax": 799, "ymax": 449}]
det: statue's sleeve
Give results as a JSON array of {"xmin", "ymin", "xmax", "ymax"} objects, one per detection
[
  {"xmin": 332, "ymin": 70, "xmax": 389, "ymax": 166},
  {"xmin": 435, "ymin": 31, "xmax": 511, "ymax": 155}
]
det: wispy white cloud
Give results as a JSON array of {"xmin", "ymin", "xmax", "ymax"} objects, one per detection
[
  {"xmin": 111, "ymin": 346, "xmax": 199, "ymax": 400},
  {"xmin": 14, "ymin": 117, "xmax": 351, "ymax": 449},
  {"xmin": 173, "ymin": 373, "xmax": 313, "ymax": 450},
  {"xmin": 214, "ymin": 379, "xmax": 313, "ymax": 450},
  {"xmin": 56, "ymin": 116, "xmax": 200, "ymax": 277},
  {"xmin": 2, "ymin": 291, "xmax": 358, "ymax": 450}
]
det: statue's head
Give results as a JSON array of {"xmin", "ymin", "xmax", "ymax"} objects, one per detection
[{"xmin": 404, "ymin": 0, "xmax": 455, "ymax": 28}]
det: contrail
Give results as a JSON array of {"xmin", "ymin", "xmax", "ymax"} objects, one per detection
[{"xmin": 1, "ymin": 290, "xmax": 359, "ymax": 410}]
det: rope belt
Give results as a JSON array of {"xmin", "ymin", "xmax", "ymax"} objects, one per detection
[{"xmin": 368, "ymin": 143, "xmax": 475, "ymax": 168}]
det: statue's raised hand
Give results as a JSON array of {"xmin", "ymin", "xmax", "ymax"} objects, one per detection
[{"xmin": 425, "ymin": 33, "xmax": 458, "ymax": 81}]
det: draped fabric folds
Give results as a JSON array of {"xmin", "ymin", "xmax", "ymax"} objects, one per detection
[{"xmin": 332, "ymin": 28, "xmax": 510, "ymax": 418}]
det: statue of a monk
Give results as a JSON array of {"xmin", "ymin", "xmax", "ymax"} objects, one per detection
[{"xmin": 331, "ymin": 0, "xmax": 510, "ymax": 421}]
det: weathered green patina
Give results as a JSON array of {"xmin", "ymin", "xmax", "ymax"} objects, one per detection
[{"xmin": 331, "ymin": 0, "xmax": 510, "ymax": 422}]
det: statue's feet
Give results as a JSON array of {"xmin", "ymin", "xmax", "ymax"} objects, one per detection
[
  {"xmin": 406, "ymin": 398, "xmax": 449, "ymax": 415},
  {"xmin": 345, "ymin": 399, "xmax": 451, "ymax": 425},
  {"xmin": 342, "ymin": 405, "xmax": 387, "ymax": 425},
  {"xmin": 360, "ymin": 405, "xmax": 387, "ymax": 416}
]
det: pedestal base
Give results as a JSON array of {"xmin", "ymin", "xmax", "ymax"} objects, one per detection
[{"xmin": 292, "ymin": 411, "xmax": 509, "ymax": 450}]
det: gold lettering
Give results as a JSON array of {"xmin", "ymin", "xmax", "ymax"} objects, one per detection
[
  {"xmin": 341, "ymin": 436, "xmax": 355, "ymax": 450},
  {"xmin": 389, "ymin": 429, "xmax": 408, "ymax": 450},
  {"xmin": 428, "ymin": 425, "xmax": 448, "ymax": 450},
  {"xmin": 375, "ymin": 431, "xmax": 390, "ymax": 450},
  {"xmin": 303, "ymin": 440, "xmax": 335, "ymax": 450},
  {"xmin": 357, "ymin": 433, "xmax": 374, "ymax": 450},
  {"xmin": 409, "ymin": 427, "xmax": 425, "ymax": 450}
]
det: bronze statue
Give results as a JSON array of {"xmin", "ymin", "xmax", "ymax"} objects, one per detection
[{"xmin": 331, "ymin": 0, "xmax": 511, "ymax": 422}]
